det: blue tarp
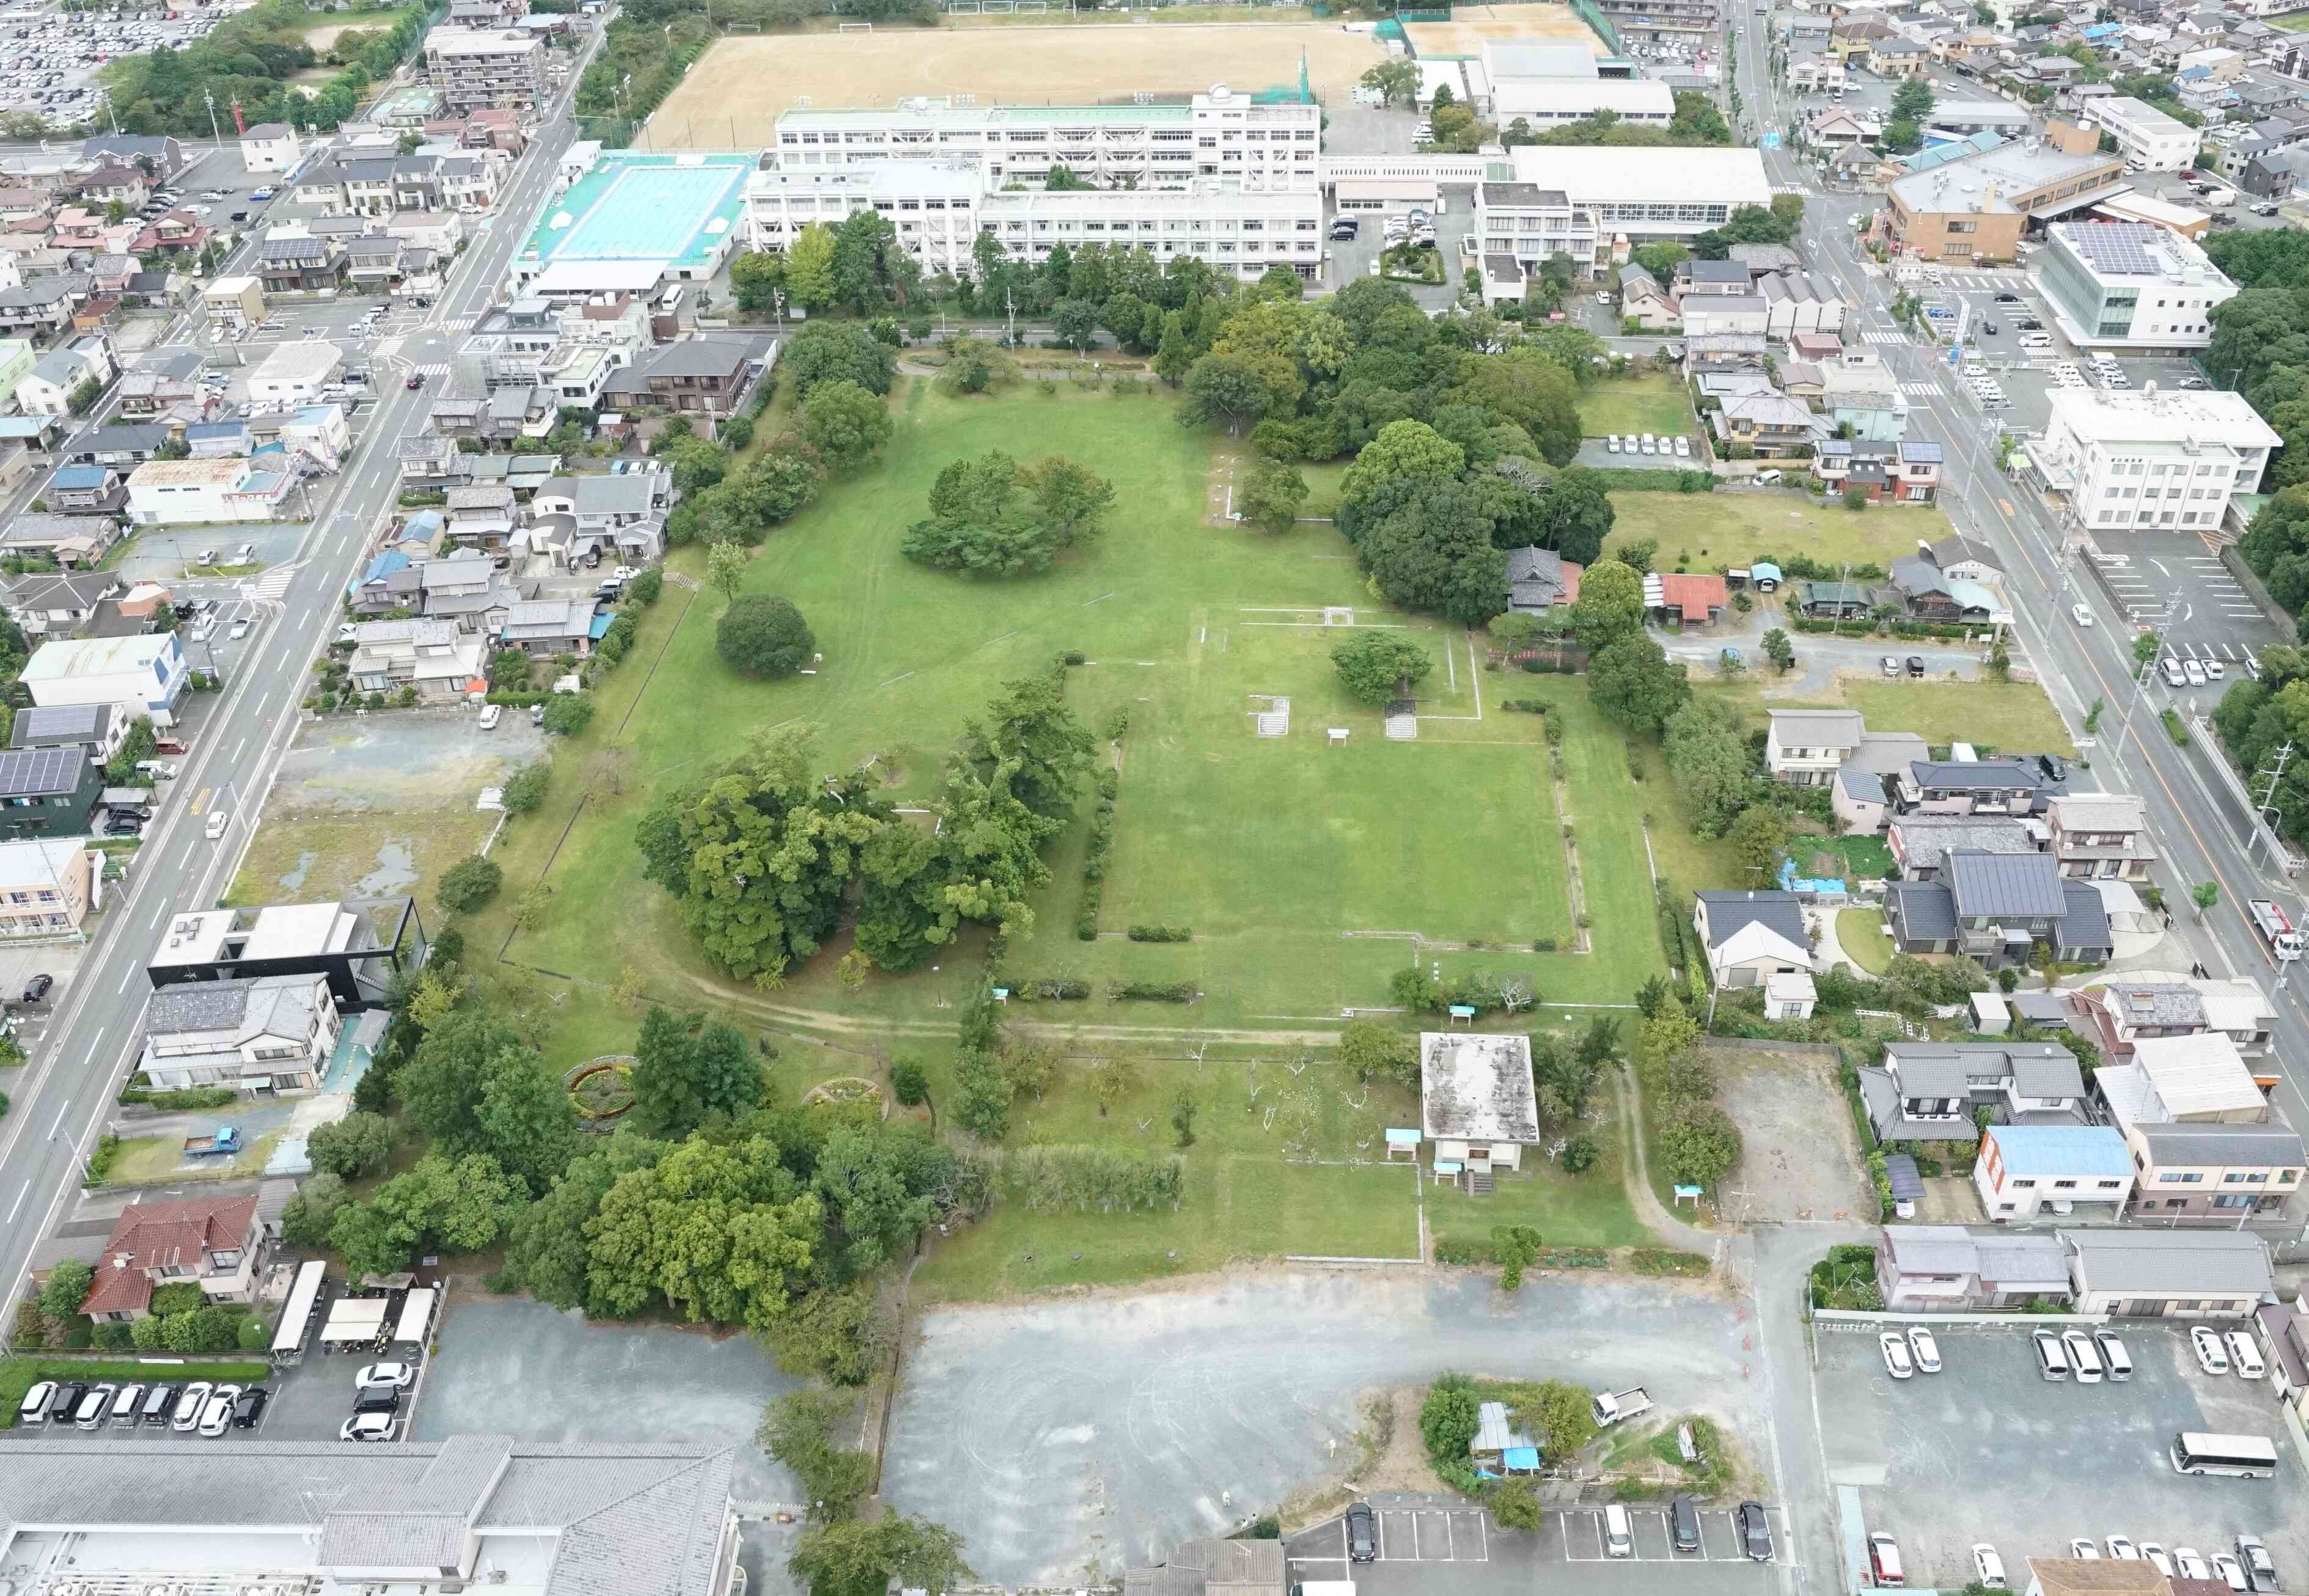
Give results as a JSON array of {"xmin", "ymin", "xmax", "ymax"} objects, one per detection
[
  {"xmin": 1503, "ymin": 1446, "xmax": 1541, "ymax": 1471},
  {"xmin": 1779, "ymin": 857, "xmax": 1845, "ymax": 896}
]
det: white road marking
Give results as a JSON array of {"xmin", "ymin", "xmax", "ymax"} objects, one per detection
[
  {"xmin": 6, "ymin": 1182, "xmax": 26, "ymax": 1224},
  {"xmin": 46, "ymin": 1100, "xmax": 69, "ymax": 1139}
]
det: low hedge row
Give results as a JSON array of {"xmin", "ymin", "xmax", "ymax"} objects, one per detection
[
  {"xmin": 1127, "ymin": 926, "xmax": 1191, "ymax": 943},
  {"xmin": 1109, "ymin": 979, "xmax": 1195, "ymax": 1002}
]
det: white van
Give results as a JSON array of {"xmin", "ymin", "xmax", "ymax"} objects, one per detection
[
  {"xmin": 1605, "ymin": 1505, "xmax": 1634, "ymax": 1558},
  {"xmin": 2019, "ymin": 332, "xmax": 2054, "ymax": 350},
  {"xmin": 2033, "ymin": 1328, "xmax": 2070, "ymax": 1381},
  {"xmin": 2063, "ymin": 1330, "xmax": 2104, "ymax": 1383}
]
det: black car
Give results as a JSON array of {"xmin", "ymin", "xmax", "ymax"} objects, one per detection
[
  {"xmin": 353, "ymin": 1386, "xmax": 402, "ymax": 1415},
  {"xmin": 1670, "ymin": 1495, "xmax": 1701, "ymax": 1553},
  {"xmin": 49, "ymin": 1382, "xmax": 87, "ymax": 1423},
  {"xmin": 1983, "ymin": 321, "xmax": 1999, "ymax": 336},
  {"xmin": 1904, "ymin": 656, "xmax": 1926, "ymax": 678},
  {"xmin": 144, "ymin": 1383, "xmax": 183, "ymax": 1426},
  {"xmin": 172, "ymin": 601, "xmax": 199, "ymax": 620},
  {"xmin": 2037, "ymin": 753, "xmax": 2067, "ymax": 783},
  {"xmin": 21, "ymin": 973, "xmax": 52, "ymax": 1002},
  {"xmin": 1345, "ymin": 1501, "xmax": 1377, "ymax": 1563},
  {"xmin": 232, "ymin": 1386, "xmax": 270, "ymax": 1429},
  {"xmin": 1738, "ymin": 1501, "xmax": 1774, "ymax": 1562},
  {"xmin": 2017, "ymin": 318, "xmax": 2044, "ymax": 331},
  {"xmin": 1993, "ymin": 291, "xmax": 2022, "ymax": 304}
]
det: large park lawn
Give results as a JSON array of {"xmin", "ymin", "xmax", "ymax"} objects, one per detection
[
  {"xmin": 1606, "ymin": 491, "xmax": 1959, "ymax": 573},
  {"xmin": 484, "ymin": 384, "xmax": 1668, "ymax": 1037},
  {"xmin": 1579, "ymin": 374, "xmax": 1696, "ymax": 440}
]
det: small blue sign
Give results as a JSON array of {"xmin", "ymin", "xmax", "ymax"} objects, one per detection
[{"xmin": 1760, "ymin": 131, "xmax": 1782, "ymax": 150}]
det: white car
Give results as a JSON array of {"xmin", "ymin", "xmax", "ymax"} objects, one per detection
[
  {"xmin": 2226, "ymin": 1331, "xmax": 2266, "ymax": 1379},
  {"xmin": 1879, "ymin": 1331, "xmax": 1914, "ymax": 1379},
  {"xmin": 2071, "ymin": 603, "xmax": 2093, "ymax": 627},
  {"xmin": 197, "ymin": 1384, "xmax": 241, "ymax": 1438},
  {"xmin": 612, "ymin": 566, "xmax": 640, "ymax": 582},
  {"xmin": 2107, "ymin": 1539, "xmax": 2140, "ymax": 1562},
  {"xmin": 2070, "ymin": 1541, "xmax": 2103, "ymax": 1560},
  {"xmin": 1673, "ymin": 436, "xmax": 1690, "ymax": 458},
  {"xmin": 2193, "ymin": 1325, "xmax": 2231, "ymax": 1374},
  {"xmin": 2212, "ymin": 1554, "xmax": 2248, "ymax": 1593},
  {"xmin": 229, "ymin": 618, "xmax": 251, "ymax": 640},
  {"xmin": 170, "ymin": 1382, "xmax": 212, "ymax": 1432},
  {"xmin": 356, "ymin": 1362, "xmax": 416, "ymax": 1389},
  {"xmin": 1906, "ymin": 1327, "xmax": 1940, "ymax": 1373},
  {"xmin": 2184, "ymin": 659, "xmax": 2208, "ymax": 687},
  {"xmin": 1972, "ymin": 1545, "xmax": 2009, "ymax": 1590},
  {"xmin": 2141, "ymin": 1545, "xmax": 2175, "ymax": 1579},
  {"xmin": 2178, "ymin": 1551, "xmax": 2214, "ymax": 1583},
  {"xmin": 342, "ymin": 1411, "xmax": 399, "ymax": 1443},
  {"xmin": 1595, "ymin": 290, "xmax": 1612, "ymax": 304},
  {"xmin": 1607, "ymin": 434, "xmax": 1623, "ymax": 453},
  {"xmin": 477, "ymin": 704, "xmax": 501, "ymax": 731}
]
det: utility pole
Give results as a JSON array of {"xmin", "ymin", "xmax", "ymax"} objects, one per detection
[
  {"xmin": 1005, "ymin": 282, "xmax": 1017, "ymax": 348},
  {"xmin": 202, "ymin": 86, "xmax": 220, "ymax": 145}
]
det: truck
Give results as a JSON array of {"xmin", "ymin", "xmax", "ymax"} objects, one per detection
[
  {"xmin": 2204, "ymin": 186, "xmax": 2236, "ymax": 208},
  {"xmin": 1591, "ymin": 1386, "xmax": 1654, "ymax": 1427},
  {"xmin": 182, "ymin": 1127, "xmax": 242, "ymax": 1159},
  {"xmin": 2249, "ymin": 900, "xmax": 2304, "ymax": 962}
]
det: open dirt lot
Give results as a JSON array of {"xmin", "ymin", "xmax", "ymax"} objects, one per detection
[
  {"xmin": 1814, "ymin": 1320, "xmax": 2307, "ymax": 1589},
  {"xmin": 1402, "ymin": 5, "xmax": 1597, "ymax": 55},
  {"xmin": 229, "ymin": 710, "xmax": 541, "ymax": 907},
  {"xmin": 642, "ymin": 21, "xmax": 1386, "ymax": 148},
  {"xmin": 883, "ymin": 1268, "xmax": 1761, "ymax": 1587},
  {"xmin": 1711, "ymin": 1046, "xmax": 1873, "ymax": 1224}
]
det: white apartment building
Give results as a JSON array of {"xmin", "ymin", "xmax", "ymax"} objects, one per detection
[
  {"xmin": 424, "ymin": 26, "xmax": 547, "ymax": 113},
  {"xmin": 2035, "ymin": 221, "xmax": 2235, "ymax": 354},
  {"xmin": 123, "ymin": 457, "xmax": 302, "ymax": 525},
  {"xmin": 744, "ymin": 161, "xmax": 1324, "ymax": 280},
  {"xmin": 2024, "ymin": 386, "xmax": 2281, "ymax": 535},
  {"xmin": 1474, "ymin": 146, "xmax": 1771, "ymax": 277},
  {"xmin": 768, "ymin": 84, "xmax": 1320, "ymax": 192},
  {"xmin": 1493, "ymin": 78, "xmax": 1675, "ymax": 128},
  {"xmin": 2090, "ymin": 95, "xmax": 2201, "ymax": 171}
]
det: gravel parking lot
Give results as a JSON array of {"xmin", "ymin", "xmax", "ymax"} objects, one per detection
[
  {"xmin": 1813, "ymin": 1320, "xmax": 2306, "ymax": 1588},
  {"xmin": 885, "ymin": 1268, "xmax": 1763, "ymax": 1587},
  {"xmin": 1713, "ymin": 1047, "xmax": 1871, "ymax": 1225}
]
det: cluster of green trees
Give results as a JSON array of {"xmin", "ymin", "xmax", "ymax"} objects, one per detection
[
  {"xmin": 2206, "ymin": 238, "xmax": 2309, "ymax": 613},
  {"xmin": 573, "ymin": 0, "xmax": 717, "ymax": 145},
  {"xmin": 1502, "ymin": 91, "xmax": 1733, "ymax": 150},
  {"xmin": 2211, "ymin": 642, "xmax": 2309, "ymax": 843},
  {"xmin": 94, "ymin": 0, "xmax": 418, "ymax": 137},
  {"xmin": 637, "ymin": 669, "xmax": 1093, "ymax": 980},
  {"xmin": 13, "ymin": 1264, "xmax": 266, "ymax": 1355},
  {"xmin": 1632, "ymin": 1003, "xmax": 1742, "ymax": 1190},
  {"xmin": 901, "ymin": 452, "xmax": 1115, "ymax": 576},
  {"xmin": 1881, "ymin": 77, "xmax": 1934, "ymax": 154}
]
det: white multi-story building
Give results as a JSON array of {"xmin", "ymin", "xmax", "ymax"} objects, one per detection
[
  {"xmin": 768, "ymin": 84, "xmax": 1320, "ymax": 192},
  {"xmin": 2035, "ymin": 221, "xmax": 2235, "ymax": 354},
  {"xmin": 424, "ymin": 26, "xmax": 547, "ymax": 113},
  {"xmin": 1492, "ymin": 78, "xmax": 1675, "ymax": 128},
  {"xmin": 2090, "ymin": 95, "xmax": 2201, "ymax": 171},
  {"xmin": 1473, "ymin": 145, "xmax": 1772, "ymax": 278},
  {"xmin": 2024, "ymin": 386, "xmax": 2281, "ymax": 535},
  {"xmin": 744, "ymin": 161, "xmax": 1324, "ymax": 281}
]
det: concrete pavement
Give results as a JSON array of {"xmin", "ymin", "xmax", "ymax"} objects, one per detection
[{"xmin": 0, "ymin": 16, "xmax": 615, "ymax": 1342}]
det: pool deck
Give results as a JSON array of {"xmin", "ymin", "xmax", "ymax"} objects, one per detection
[{"xmin": 518, "ymin": 150, "xmax": 752, "ymax": 273}]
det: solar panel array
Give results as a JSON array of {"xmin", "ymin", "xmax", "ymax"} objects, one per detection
[
  {"xmin": 2063, "ymin": 222, "xmax": 2165, "ymax": 277},
  {"xmin": 0, "ymin": 744, "xmax": 85, "ymax": 798}
]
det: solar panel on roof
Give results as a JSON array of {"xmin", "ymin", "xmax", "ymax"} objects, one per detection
[
  {"xmin": 2066, "ymin": 222, "xmax": 2162, "ymax": 276},
  {"xmin": 0, "ymin": 745, "xmax": 84, "ymax": 798}
]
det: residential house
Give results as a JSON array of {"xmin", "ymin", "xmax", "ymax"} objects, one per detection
[
  {"xmin": 2063, "ymin": 1228, "xmax": 2272, "ymax": 1317},
  {"xmin": 1758, "ymin": 271, "xmax": 1848, "ymax": 338},
  {"xmin": 1678, "ymin": 258, "xmax": 1757, "ymax": 298},
  {"xmin": 526, "ymin": 469, "xmax": 672, "ymax": 568},
  {"xmin": 0, "ymin": 279, "xmax": 80, "ymax": 340},
  {"xmin": 0, "ymin": 745, "xmax": 105, "ymax": 840},
  {"xmin": 1873, "ymin": 1224, "xmax": 2074, "ymax": 1312},
  {"xmin": 2095, "ymin": 1031, "xmax": 2270, "ymax": 1129},
  {"xmin": 2124, "ymin": 1122, "xmax": 2304, "ymax": 1220},
  {"xmin": 346, "ymin": 618, "xmax": 487, "ymax": 701},
  {"xmin": 184, "ymin": 420, "xmax": 252, "ymax": 459},
  {"xmin": 1884, "ymin": 849, "xmax": 2112, "ymax": 967},
  {"xmin": 0, "ymin": 835, "xmax": 97, "ymax": 938},
  {"xmin": 2068, "ymin": 981, "xmax": 2212, "ymax": 1068},
  {"xmin": 80, "ymin": 134, "xmax": 188, "ymax": 183},
  {"xmin": 257, "ymin": 234, "xmax": 347, "ymax": 295},
  {"xmin": 2043, "ymin": 793, "xmax": 2156, "ymax": 881},
  {"xmin": 1890, "ymin": 544, "xmax": 2002, "ymax": 618},
  {"xmin": 1887, "ymin": 816, "xmax": 2037, "ymax": 880},
  {"xmin": 1805, "ymin": 106, "xmax": 1873, "ymax": 147},
  {"xmin": 1893, "ymin": 758, "xmax": 2056, "ymax": 816},
  {"xmin": 117, "ymin": 350, "xmax": 208, "ymax": 420},
  {"xmin": 1683, "ymin": 334, "xmax": 1770, "ymax": 376},
  {"xmin": 1974, "ymin": 1124, "xmax": 2135, "ymax": 1220},
  {"xmin": 1815, "ymin": 362, "xmax": 1911, "ymax": 444},
  {"xmin": 139, "ymin": 972, "xmax": 340, "ymax": 1094},
  {"xmin": 1794, "ymin": 580, "xmax": 1876, "ymax": 620},
  {"xmin": 238, "ymin": 123, "xmax": 302, "ymax": 175},
  {"xmin": 602, "ymin": 335, "xmax": 764, "ymax": 415},
  {"xmin": 65, "ymin": 422, "xmax": 174, "ymax": 469},
  {"xmin": 1835, "ymin": 767, "xmax": 1896, "ymax": 835},
  {"xmin": 1, "ymin": 570, "xmax": 122, "ymax": 637},
  {"xmin": 1818, "ymin": 439, "xmax": 1947, "ymax": 503},
  {"xmin": 1643, "ymin": 571, "xmax": 1729, "ymax": 626},
  {"xmin": 1617, "ymin": 263, "xmax": 1680, "ymax": 330},
  {"xmin": 1420, "ymin": 1031, "xmax": 1540, "ymax": 1178},
  {"xmin": 416, "ymin": 554, "xmax": 521, "ymax": 634},
  {"xmin": 2255, "ymin": 1299, "xmax": 2309, "ymax": 1425},
  {"xmin": 9, "ymin": 703, "xmax": 122, "ymax": 763},
  {"xmin": 1858, "ymin": 1039, "xmax": 2091, "ymax": 1144},
  {"xmin": 1692, "ymin": 890, "xmax": 1812, "ymax": 988},
  {"xmin": 499, "ymin": 596, "xmax": 602, "ymax": 658},
  {"xmin": 446, "ymin": 483, "xmax": 519, "ymax": 550},
  {"xmin": 76, "ymin": 1192, "xmax": 264, "ymax": 1323},
  {"xmin": 1766, "ymin": 709, "xmax": 1865, "ymax": 784},
  {"xmin": 129, "ymin": 208, "xmax": 208, "ymax": 260},
  {"xmin": 1681, "ymin": 295, "xmax": 1772, "ymax": 339},
  {"xmin": 15, "ymin": 338, "xmax": 111, "ymax": 417},
  {"xmin": 1502, "ymin": 546, "xmax": 1581, "ymax": 614},
  {"xmin": 78, "ymin": 162, "xmax": 149, "ymax": 207},
  {"xmin": 47, "ymin": 464, "xmax": 126, "ymax": 516},
  {"xmin": 0, "ymin": 516, "xmax": 119, "ymax": 571},
  {"xmin": 1712, "ymin": 388, "xmax": 1827, "ymax": 456}
]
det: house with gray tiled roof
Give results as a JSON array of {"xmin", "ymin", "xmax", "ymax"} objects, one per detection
[
  {"xmin": 1885, "ymin": 816, "xmax": 2036, "ymax": 880},
  {"xmin": 1858, "ymin": 1038, "xmax": 2091, "ymax": 1144},
  {"xmin": 1884, "ymin": 849, "xmax": 2112, "ymax": 968},
  {"xmin": 139, "ymin": 972, "xmax": 339, "ymax": 1093}
]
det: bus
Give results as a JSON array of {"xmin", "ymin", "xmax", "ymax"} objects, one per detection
[{"xmin": 2171, "ymin": 1432, "xmax": 2279, "ymax": 1478}]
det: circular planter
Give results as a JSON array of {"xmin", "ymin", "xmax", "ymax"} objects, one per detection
[
  {"xmin": 801, "ymin": 1075, "xmax": 889, "ymax": 1120},
  {"xmin": 566, "ymin": 1055, "xmax": 637, "ymax": 1129}
]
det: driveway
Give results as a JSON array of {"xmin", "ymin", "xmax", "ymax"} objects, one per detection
[
  {"xmin": 883, "ymin": 1269, "xmax": 1766, "ymax": 1586},
  {"xmin": 413, "ymin": 1296, "xmax": 804, "ymax": 1503}
]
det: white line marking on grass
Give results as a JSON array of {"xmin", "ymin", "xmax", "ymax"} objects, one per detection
[
  {"xmin": 878, "ymin": 671, "xmax": 916, "ymax": 687},
  {"xmin": 1084, "ymin": 591, "xmax": 1115, "ymax": 606}
]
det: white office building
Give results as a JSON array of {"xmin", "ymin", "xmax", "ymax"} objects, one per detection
[
  {"xmin": 2035, "ymin": 221, "xmax": 2235, "ymax": 354},
  {"xmin": 1493, "ymin": 78, "xmax": 1676, "ymax": 128},
  {"xmin": 2090, "ymin": 95, "xmax": 2202, "ymax": 172},
  {"xmin": 1474, "ymin": 145, "xmax": 1771, "ymax": 278},
  {"xmin": 768, "ymin": 85, "xmax": 1320, "ymax": 192},
  {"xmin": 2024, "ymin": 386, "xmax": 2281, "ymax": 535},
  {"xmin": 744, "ymin": 161, "xmax": 1324, "ymax": 281}
]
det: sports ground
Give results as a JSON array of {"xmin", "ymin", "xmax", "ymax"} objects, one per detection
[
  {"xmin": 643, "ymin": 20, "xmax": 1390, "ymax": 148},
  {"xmin": 513, "ymin": 150, "xmax": 751, "ymax": 277},
  {"xmin": 1401, "ymin": 4, "xmax": 1596, "ymax": 56}
]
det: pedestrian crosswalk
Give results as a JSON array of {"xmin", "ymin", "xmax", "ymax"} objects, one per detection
[
  {"xmin": 1898, "ymin": 381, "xmax": 1942, "ymax": 396},
  {"xmin": 439, "ymin": 314, "xmax": 477, "ymax": 332},
  {"xmin": 1859, "ymin": 329, "xmax": 1907, "ymax": 345},
  {"xmin": 251, "ymin": 562, "xmax": 301, "ymax": 602},
  {"xmin": 405, "ymin": 361, "xmax": 450, "ymax": 381}
]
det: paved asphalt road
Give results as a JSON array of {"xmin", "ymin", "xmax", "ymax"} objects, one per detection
[{"xmin": 0, "ymin": 17, "xmax": 614, "ymax": 1340}]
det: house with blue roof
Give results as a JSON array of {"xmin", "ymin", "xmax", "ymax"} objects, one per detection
[{"xmin": 1973, "ymin": 1122, "xmax": 2134, "ymax": 1220}]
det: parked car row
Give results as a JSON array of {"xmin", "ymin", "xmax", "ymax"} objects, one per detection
[
  {"xmin": 1970, "ymin": 1534, "xmax": 2278, "ymax": 1594},
  {"xmin": 1876, "ymin": 1327, "xmax": 1942, "ymax": 1378},
  {"xmin": 1598, "ymin": 1498, "xmax": 1774, "ymax": 1560},
  {"xmin": 2030, "ymin": 1327, "xmax": 2134, "ymax": 1382},
  {"xmin": 342, "ymin": 1360, "xmax": 416, "ymax": 1443},
  {"xmin": 1606, "ymin": 433, "xmax": 1690, "ymax": 459},
  {"xmin": 2158, "ymin": 654, "xmax": 2226, "ymax": 690},
  {"xmin": 16, "ymin": 1378, "xmax": 267, "ymax": 1437},
  {"xmin": 2189, "ymin": 1324, "xmax": 2266, "ymax": 1379}
]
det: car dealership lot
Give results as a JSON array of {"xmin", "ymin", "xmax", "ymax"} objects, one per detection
[{"xmin": 1813, "ymin": 1321, "xmax": 2305, "ymax": 1590}]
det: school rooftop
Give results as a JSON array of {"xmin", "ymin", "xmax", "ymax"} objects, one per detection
[{"xmin": 514, "ymin": 149, "xmax": 753, "ymax": 281}]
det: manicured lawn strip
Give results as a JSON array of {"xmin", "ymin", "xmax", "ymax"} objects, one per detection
[
  {"xmin": 1832, "ymin": 679, "xmax": 2076, "ymax": 758},
  {"xmin": 1606, "ymin": 492, "xmax": 1959, "ymax": 573},
  {"xmin": 1426, "ymin": 1133, "xmax": 1653, "ymax": 1253},
  {"xmin": 0, "ymin": 1359, "xmax": 269, "ymax": 1429},
  {"xmin": 1835, "ymin": 907, "xmax": 1896, "ymax": 976},
  {"xmin": 1579, "ymin": 375, "xmax": 1697, "ymax": 441}
]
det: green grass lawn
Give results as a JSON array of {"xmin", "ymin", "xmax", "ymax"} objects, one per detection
[
  {"xmin": 1835, "ymin": 679, "xmax": 2074, "ymax": 758},
  {"xmin": 1425, "ymin": 1137, "xmax": 1652, "ymax": 1254},
  {"xmin": 487, "ymin": 383, "xmax": 1666, "ymax": 1036},
  {"xmin": 1836, "ymin": 906, "xmax": 1896, "ymax": 976},
  {"xmin": 1606, "ymin": 491, "xmax": 1959, "ymax": 573},
  {"xmin": 1580, "ymin": 375, "xmax": 1696, "ymax": 441},
  {"xmin": 2269, "ymin": 10, "xmax": 2309, "ymax": 29}
]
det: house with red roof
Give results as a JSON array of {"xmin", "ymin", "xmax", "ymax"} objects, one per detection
[
  {"xmin": 1645, "ymin": 571, "xmax": 1730, "ymax": 626},
  {"xmin": 79, "ymin": 1192, "xmax": 265, "ymax": 1322}
]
